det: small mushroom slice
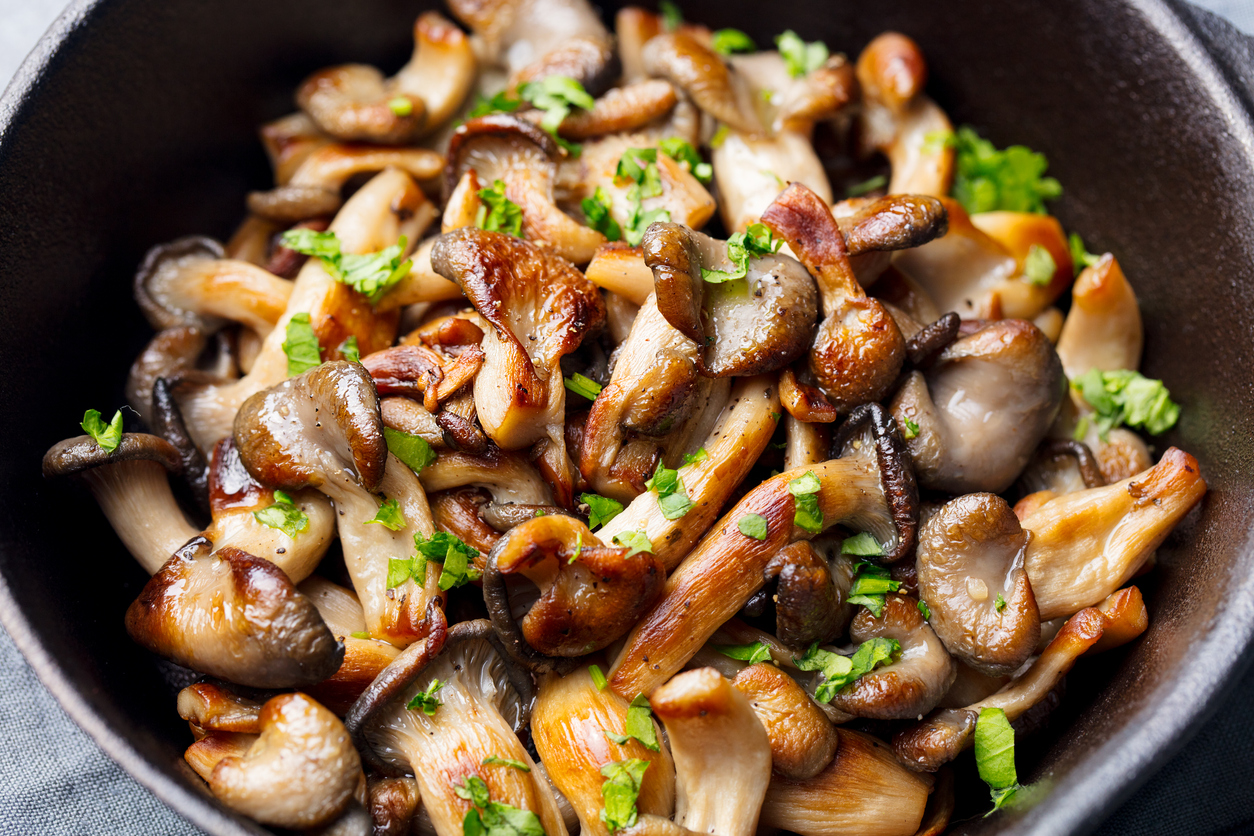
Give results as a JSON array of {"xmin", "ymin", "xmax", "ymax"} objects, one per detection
[
  {"xmin": 916, "ymin": 493, "xmax": 1040, "ymax": 676},
  {"xmin": 641, "ymin": 32, "xmax": 762, "ymax": 135},
  {"xmin": 585, "ymin": 244, "xmax": 656, "ymax": 306},
  {"xmin": 731, "ymin": 663, "xmax": 838, "ymax": 780},
  {"xmin": 650, "ymin": 668, "xmax": 772, "ymax": 836},
  {"xmin": 890, "ymin": 319, "xmax": 1066, "ymax": 494},
  {"xmin": 969, "ymin": 211, "xmax": 1074, "ymax": 320},
  {"xmin": 644, "ymin": 222, "xmax": 818, "ymax": 377},
  {"xmin": 234, "ymin": 361, "xmax": 441, "ymax": 647},
  {"xmin": 300, "ymin": 576, "xmax": 404, "ymax": 715},
  {"xmin": 533, "ymin": 664, "xmax": 677, "ymax": 836},
  {"xmin": 346, "ymin": 619, "xmax": 568, "ymax": 836},
  {"xmin": 826, "ymin": 595, "xmax": 956, "ymax": 720},
  {"xmin": 420, "ymin": 447, "xmax": 555, "ymax": 511},
  {"xmin": 178, "ymin": 682, "xmax": 264, "ymax": 736},
  {"xmin": 298, "ymin": 66, "xmax": 425, "ymax": 145},
  {"xmin": 831, "ymin": 194, "xmax": 950, "ymax": 288},
  {"xmin": 762, "ymin": 183, "xmax": 907, "ymax": 412},
  {"xmin": 609, "ymin": 405, "xmax": 917, "ymax": 697},
  {"xmin": 557, "ymin": 80, "xmax": 678, "ymax": 140},
  {"xmin": 206, "ymin": 693, "xmax": 362, "ymax": 829},
  {"xmin": 1023, "ymin": 447, "xmax": 1207, "ymax": 619},
  {"xmin": 1055, "ymin": 253, "xmax": 1143, "ymax": 380},
  {"xmin": 760, "ymin": 729, "xmax": 931, "ymax": 836},
  {"xmin": 1018, "ymin": 438, "xmax": 1106, "ymax": 497},
  {"xmin": 483, "ymin": 515, "xmax": 664, "ymax": 666},
  {"xmin": 259, "ymin": 112, "xmax": 333, "ymax": 187},
  {"xmin": 42, "ymin": 433, "xmax": 197, "ymax": 575},
  {"xmin": 394, "ymin": 12, "xmax": 478, "ymax": 132}
]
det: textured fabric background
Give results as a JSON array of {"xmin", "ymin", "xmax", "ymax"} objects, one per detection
[{"xmin": 3, "ymin": 1, "xmax": 1254, "ymax": 834}]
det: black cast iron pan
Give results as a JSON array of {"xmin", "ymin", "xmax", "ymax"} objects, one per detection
[{"xmin": 1, "ymin": 1, "xmax": 1252, "ymax": 833}]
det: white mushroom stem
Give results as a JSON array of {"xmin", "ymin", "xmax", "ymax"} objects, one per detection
[
  {"xmin": 650, "ymin": 668, "xmax": 772, "ymax": 836},
  {"xmin": 205, "ymin": 488, "xmax": 334, "ymax": 584},
  {"xmin": 393, "ymin": 12, "xmax": 478, "ymax": 132},
  {"xmin": 79, "ymin": 460, "xmax": 199, "ymax": 575},
  {"xmin": 711, "ymin": 130, "xmax": 832, "ymax": 233},
  {"xmin": 1056, "ymin": 253, "xmax": 1143, "ymax": 379},
  {"xmin": 419, "ymin": 449, "xmax": 555, "ymax": 506}
]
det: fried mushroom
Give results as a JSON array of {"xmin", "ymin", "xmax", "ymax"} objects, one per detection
[{"xmin": 731, "ymin": 662, "xmax": 838, "ymax": 780}]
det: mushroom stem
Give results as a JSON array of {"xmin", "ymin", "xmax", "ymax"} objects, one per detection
[{"xmin": 1055, "ymin": 253, "xmax": 1143, "ymax": 379}]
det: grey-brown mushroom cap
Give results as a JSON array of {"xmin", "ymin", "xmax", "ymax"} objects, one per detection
[
  {"xmin": 133, "ymin": 235, "xmax": 226, "ymax": 331},
  {"xmin": 43, "ymin": 433, "xmax": 184, "ymax": 480},
  {"xmin": 915, "ymin": 493, "xmax": 1040, "ymax": 676},
  {"xmin": 836, "ymin": 195, "xmax": 949, "ymax": 256},
  {"xmin": 442, "ymin": 113, "xmax": 559, "ymax": 201}
]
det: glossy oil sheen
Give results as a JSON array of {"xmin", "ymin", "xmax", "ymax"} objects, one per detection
[{"xmin": 1, "ymin": 1, "xmax": 1252, "ymax": 834}]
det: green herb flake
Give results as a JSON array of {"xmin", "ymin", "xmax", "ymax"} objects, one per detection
[
  {"xmin": 581, "ymin": 187, "xmax": 622, "ymax": 241},
  {"xmin": 658, "ymin": 137, "xmax": 712, "ymax": 183},
  {"xmin": 454, "ymin": 775, "xmax": 546, "ymax": 836},
  {"xmin": 917, "ymin": 599, "xmax": 932, "ymax": 620},
  {"xmin": 482, "ymin": 756, "xmax": 531, "ymax": 773},
  {"xmin": 406, "ymin": 679, "xmax": 444, "ymax": 715},
  {"xmin": 793, "ymin": 637, "xmax": 899, "ymax": 703},
  {"xmin": 950, "ymin": 125, "xmax": 1062, "ymax": 215},
  {"xmin": 841, "ymin": 532, "xmax": 883, "ymax": 557},
  {"xmin": 975, "ymin": 707, "xmax": 1022, "ymax": 816},
  {"xmin": 405, "ymin": 530, "xmax": 481, "ymax": 591},
  {"xmin": 711, "ymin": 28, "xmax": 757, "ymax": 56},
  {"xmin": 1071, "ymin": 368, "xmax": 1181, "ymax": 438},
  {"xmin": 709, "ymin": 124, "xmax": 730, "ymax": 149},
  {"xmin": 659, "ymin": 0, "xmax": 683, "ymax": 31},
  {"xmin": 350, "ymin": 630, "xmax": 371, "ymax": 640},
  {"xmin": 612, "ymin": 530, "xmax": 654, "ymax": 558},
  {"xmin": 385, "ymin": 427, "xmax": 438, "ymax": 474},
  {"xmin": 623, "ymin": 694, "xmax": 660, "ymax": 751},
  {"xmin": 281, "ymin": 229, "xmax": 412, "ymax": 304},
  {"xmin": 589, "ymin": 664, "xmax": 609, "ymax": 691},
  {"xmin": 1068, "ymin": 232, "xmax": 1102, "ymax": 274},
  {"xmin": 902, "ymin": 418, "xmax": 920, "ymax": 440},
  {"xmin": 476, "ymin": 180, "xmax": 524, "ymax": 238},
  {"xmin": 467, "ymin": 91, "xmax": 524, "ymax": 120},
  {"xmin": 716, "ymin": 642, "xmax": 772, "ymax": 664},
  {"xmin": 253, "ymin": 490, "xmax": 310, "ymax": 538},
  {"xmin": 995, "ymin": 594, "xmax": 1008, "ymax": 612},
  {"xmin": 846, "ymin": 559, "xmax": 900, "ymax": 617},
  {"xmin": 366, "ymin": 498, "xmax": 406, "ymax": 531},
  {"xmin": 582, "ymin": 493, "xmax": 625, "ymax": 529},
  {"xmin": 846, "ymin": 174, "xmax": 888, "ymax": 197},
  {"xmin": 337, "ymin": 335, "xmax": 361, "ymax": 363},
  {"xmin": 565, "ymin": 373, "xmax": 603, "ymax": 401},
  {"xmin": 387, "ymin": 557, "xmax": 415, "ymax": 589},
  {"xmin": 701, "ymin": 223, "xmax": 783, "ymax": 283},
  {"xmin": 616, "ymin": 147, "xmax": 671, "ymax": 246},
  {"xmin": 682, "ymin": 448, "xmax": 709, "ymax": 465},
  {"xmin": 776, "ymin": 30, "xmax": 828, "ymax": 77},
  {"xmin": 388, "ymin": 96, "xmax": 414, "ymax": 117},
  {"xmin": 600, "ymin": 759, "xmax": 650, "ymax": 832},
  {"xmin": 519, "ymin": 75, "xmax": 595, "ymax": 137},
  {"xmin": 787, "ymin": 471, "xmax": 823, "ymax": 533},
  {"xmin": 81, "ymin": 408, "xmax": 124, "ymax": 453},
  {"xmin": 738, "ymin": 513, "xmax": 769, "ymax": 541},
  {"xmin": 646, "ymin": 461, "xmax": 692, "ymax": 520},
  {"xmin": 282, "ymin": 312, "xmax": 322, "ymax": 376},
  {"xmin": 1023, "ymin": 244, "xmax": 1057, "ymax": 286}
]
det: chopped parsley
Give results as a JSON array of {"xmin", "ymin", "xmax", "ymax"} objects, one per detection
[
  {"xmin": 682, "ymin": 448, "xmax": 709, "ymax": 465},
  {"xmin": 350, "ymin": 630, "xmax": 371, "ymax": 640},
  {"xmin": 846, "ymin": 559, "xmax": 900, "ymax": 617},
  {"xmin": 606, "ymin": 694, "xmax": 661, "ymax": 751},
  {"xmin": 482, "ymin": 756, "xmax": 531, "ymax": 772},
  {"xmin": 455, "ymin": 775, "xmax": 546, "ymax": 836},
  {"xmin": 467, "ymin": 91, "xmax": 524, "ymax": 120},
  {"xmin": 846, "ymin": 174, "xmax": 888, "ymax": 197},
  {"xmin": 716, "ymin": 642, "xmax": 772, "ymax": 664},
  {"xmin": 1068, "ymin": 232, "xmax": 1102, "ymax": 273},
  {"xmin": 405, "ymin": 679, "xmax": 444, "ymax": 715},
  {"xmin": 711, "ymin": 28, "xmax": 757, "ymax": 56},
  {"xmin": 337, "ymin": 335, "xmax": 360, "ymax": 363},
  {"xmin": 366, "ymin": 498, "xmax": 406, "ymax": 531},
  {"xmin": 1023, "ymin": 244, "xmax": 1056, "ymax": 286},
  {"xmin": 612, "ymin": 530, "xmax": 654, "ymax": 558},
  {"xmin": 658, "ymin": 137, "xmax": 712, "ymax": 183},
  {"xmin": 615, "ymin": 148, "xmax": 671, "ymax": 246},
  {"xmin": 476, "ymin": 179, "xmax": 524, "ymax": 238},
  {"xmin": 589, "ymin": 664, "xmax": 609, "ymax": 691},
  {"xmin": 787, "ymin": 471, "xmax": 823, "ymax": 533},
  {"xmin": 253, "ymin": 490, "xmax": 310, "ymax": 538},
  {"xmin": 950, "ymin": 125, "xmax": 1062, "ymax": 215},
  {"xmin": 384, "ymin": 427, "xmax": 438, "ymax": 474},
  {"xmin": 600, "ymin": 759, "xmax": 650, "ymax": 832},
  {"xmin": 701, "ymin": 223, "xmax": 782, "ymax": 283},
  {"xmin": 917, "ymin": 599, "xmax": 932, "ymax": 620},
  {"xmin": 280, "ymin": 229, "xmax": 412, "ymax": 303},
  {"xmin": 645, "ymin": 461, "xmax": 692, "ymax": 520},
  {"xmin": 388, "ymin": 531, "xmax": 481, "ymax": 590},
  {"xmin": 793, "ymin": 637, "xmax": 900, "ymax": 703},
  {"xmin": 519, "ymin": 74, "xmax": 595, "ymax": 154},
  {"xmin": 659, "ymin": 0, "xmax": 683, "ymax": 30},
  {"xmin": 710, "ymin": 124, "xmax": 730, "ymax": 149},
  {"xmin": 776, "ymin": 30, "xmax": 828, "ymax": 77},
  {"xmin": 975, "ymin": 707, "xmax": 1021, "ymax": 815},
  {"xmin": 738, "ymin": 513, "xmax": 769, "ymax": 541},
  {"xmin": 1071, "ymin": 368, "xmax": 1180, "ymax": 438},
  {"xmin": 565, "ymin": 373, "xmax": 603, "ymax": 401},
  {"xmin": 841, "ymin": 532, "xmax": 884, "ymax": 557},
  {"xmin": 902, "ymin": 418, "xmax": 920, "ymax": 440},
  {"xmin": 388, "ymin": 96, "xmax": 414, "ymax": 117},
  {"xmin": 995, "ymin": 594, "xmax": 1008, "ymax": 612},
  {"xmin": 81, "ymin": 408, "xmax": 123, "ymax": 453},
  {"xmin": 282, "ymin": 312, "xmax": 322, "ymax": 375},
  {"xmin": 582, "ymin": 493, "xmax": 625, "ymax": 529},
  {"xmin": 581, "ymin": 187, "xmax": 622, "ymax": 240}
]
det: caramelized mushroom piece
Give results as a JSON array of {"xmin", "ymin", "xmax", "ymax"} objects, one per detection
[
  {"xmin": 556, "ymin": 80, "xmax": 678, "ymax": 140},
  {"xmin": 177, "ymin": 682, "xmax": 264, "ymax": 735},
  {"xmin": 968, "ymin": 210, "xmax": 1074, "ymax": 319},
  {"xmin": 731, "ymin": 663, "xmax": 838, "ymax": 780},
  {"xmin": 644, "ymin": 222, "xmax": 817, "ymax": 377},
  {"xmin": 299, "ymin": 576, "xmax": 403, "ymax": 714},
  {"xmin": 126, "ymin": 326, "xmax": 211, "ymax": 428},
  {"xmin": 641, "ymin": 32, "xmax": 762, "ymax": 135},
  {"xmin": 585, "ymin": 244, "xmax": 656, "ymax": 306},
  {"xmin": 766, "ymin": 541, "xmax": 845, "ymax": 649},
  {"xmin": 447, "ymin": 0, "xmax": 610, "ymax": 82},
  {"xmin": 1056, "ymin": 253, "xmax": 1143, "ymax": 379},
  {"xmin": 916, "ymin": 493, "xmax": 1040, "ymax": 675}
]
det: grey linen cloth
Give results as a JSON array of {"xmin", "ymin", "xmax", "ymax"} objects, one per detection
[{"xmin": 3, "ymin": 1, "xmax": 1254, "ymax": 833}]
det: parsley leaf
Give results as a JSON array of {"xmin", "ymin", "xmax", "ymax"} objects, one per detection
[
  {"xmin": 388, "ymin": 96, "xmax": 414, "ymax": 117},
  {"xmin": 1071, "ymin": 368, "xmax": 1180, "ymax": 438},
  {"xmin": 282, "ymin": 312, "xmax": 322, "ymax": 375},
  {"xmin": 616, "ymin": 148, "xmax": 671, "ymax": 246},
  {"xmin": 454, "ymin": 776, "xmax": 546, "ymax": 836},
  {"xmin": 419, "ymin": 530, "xmax": 481, "ymax": 590},
  {"xmin": 582, "ymin": 493, "xmax": 625, "ymax": 529},
  {"xmin": 950, "ymin": 125, "xmax": 1062, "ymax": 215},
  {"xmin": 787, "ymin": 471, "xmax": 823, "ymax": 533},
  {"xmin": 776, "ymin": 30, "xmax": 828, "ymax": 77},
  {"xmin": 405, "ymin": 679, "xmax": 444, "ymax": 715},
  {"xmin": 253, "ymin": 490, "xmax": 310, "ymax": 538},
  {"xmin": 701, "ymin": 223, "xmax": 782, "ymax": 283},
  {"xmin": 565, "ymin": 373, "xmax": 603, "ymax": 401},
  {"xmin": 620, "ymin": 694, "xmax": 660, "ymax": 751},
  {"xmin": 468, "ymin": 91, "xmax": 524, "ymax": 119},
  {"xmin": 975, "ymin": 707, "xmax": 1021, "ymax": 815},
  {"xmin": 917, "ymin": 599, "xmax": 932, "ymax": 620},
  {"xmin": 995, "ymin": 594, "xmax": 1008, "ymax": 612},
  {"xmin": 902, "ymin": 418, "xmax": 920, "ymax": 440},
  {"xmin": 366, "ymin": 498, "xmax": 406, "ymax": 531},
  {"xmin": 350, "ymin": 630, "xmax": 371, "ymax": 640},
  {"xmin": 841, "ymin": 532, "xmax": 883, "ymax": 557},
  {"xmin": 476, "ymin": 180, "xmax": 524, "ymax": 238},
  {"xmin": 81, "ymin": 409, "xmax": 124, "ymax": 453},
  {"xmin": 659, "ymin": 0, "xmax": 683, "ymax": 30},
  {"xmin": 738, "ymin": 513, "xmax": 769, "ymax": 541},
  {"xmin": 1068, "ymin": 232, "xmax": 1102, "ymax": 274},
  {"xmin": 612, "ymin": 530, "xmax": 654, "ymax": 558},
  {"xmin": 793, "ymin": 637, "xmax": 899, "ymax": 703},
  {"xmin": 519, "ymin": 74, "xmax": 595, "ymax": 143},
  {"xmin": 385, "ymin": 427, "xmax": 438, "ymax": 474},
  {"xmin": 658, "ymin": 137, "xmax": 712, "ymax": 183},
  {"xmin": 846, "ymin": 559, "xmax": 900, "ymax": 617},
  {"xmin": 600, "ymin": 759, "xmax": 650, "ymax": 832},
  {"xmin": 682, "ymin": 448, "xmax": 708, "ymax": 465},
  {"xmin": 846, "ymin": 174, "xmax": 888, "ymax": 197},
  {"xmin": 337, "ymin": 335, "xmax": 360, "ymax": 363},
  {"xmin": 711, "ymin": 28, "xmax": 757, "ymax": 56},
  {"xmin": 716, "ymin": 642, "xmax": 772, "ymax": 664},
  {"xmin": 1023, "ymin": 244, "xmax": 1056, "ymax": 286},
  {"xmin": 582, "ymin": 187, "xmax": 622, "ymax": 241},
  {"xmin": 589, "ymin": 664, "xmax": 609, "ymax": 690},
  {"xmin": 483, "ymin": 756, "xmax": 531, "ymax": 772},
  {"xmin": 710, "ymin": 124, "xmax": 730, "ymax": 149},
  {"xmin": 645, "ymin": 462, "xmax": 692, "ymax": 520},
  {"xmin": 281, "ymin": 229, "xmax": 412, "ymax": 304}
]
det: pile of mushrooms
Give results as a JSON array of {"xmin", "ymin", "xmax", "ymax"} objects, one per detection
[{"xmin": 44, "ymin": 4, "xmax": 1208, "ymax": 835}]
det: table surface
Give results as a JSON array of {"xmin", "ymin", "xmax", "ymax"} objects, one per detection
[{"xmin": 4, "ymin": 1, "xmax": 1254, "ymax": 834}]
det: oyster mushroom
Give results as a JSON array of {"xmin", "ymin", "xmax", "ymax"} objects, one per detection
[
  {"xmin": 126, "ymin": 326, "xmax": 211, "ymax": 428},
  {"xmin": 346, "ymin": 618, "xmax": 568, "ymax": 836},
  {"xmin": 299, "ymin": 576, "xmax": 403, "ymax": 715},
  {"xmin": 585, "ymin": 244, "xmax": 656, "ymax": 306},
  {"xmin": 832, "ymin": 194, "xmax": 950, "ymax": 288},
  {"xmin": 643, "ymin": 221, "xmax": 818, "ymax": 377},
  {"xmin": 969, "ymin": 210, "xmax": 1074, "ymax": 320},
  {"xmin": 430, "ymin": 227, "xmax": 605, "ymax": 504},
  {"xmin": 760, "ymin": 729, "xmax": 931, "ymax": 836},
  {"xmin": 650, "ymin": 667, "xmax": 772, "ymax": 836},
  {"xmin": 258, "ymin": 112, "xmax": 333, "ymax": 187},
  {"xmin": 890, "ymin": 318, "xmax": 1066, "ymax": 494},
  {"xmin": 362, "ymin": 343, "xmax": 485, "ymax": 413},
  {"xmin": 177, "ymin": 682, "xmax": 264, "ymax": 736},
  {"xmin": 1023, "ymin": 447, "xmax": 1207, "ymax": 619},
  {"xmin": 916, "ymin": 493, "xmax": 1040, "ymax": 675},
  {"xmin": 234, "ymin": 361, "xmax": 441, "ymax": 646},
  {"xmin": 205, "ymin": 692, "xmax": 363, "ymax": 829},
  {"xmin": 509, "ymin": 36, "xmax": 619, "ymax": 96},
  {"xmin": 641, "ymin": 32, "xmax": 762, "ymax": 135},
  {"xmin": 532, "ymin": 664, "xmax": 677, "ymax": 836},
  {"xmin": 765, "ymin": 541, "xmax": 845, "ymax": 649},
  {"xmin": 446, "ymin": 0, "xmax": 609, "ymax": 82},
  {"xmin": 784, "ymin": 413, "xmax": 832, "ymax": 467},
  {"xmin": 397, "ymin": 12, "xmax": 479, "ymax": 132},
  {"xmin": 556, "ymin": 80, "xmax": 679, "ymax": 140},
  {"xmin": 368, "ymin": 776, "xmax": 422, "ymax": 836},
  {"xmin": 1018, "ymin": 438, "xmax": 1106, "ymax": 498},
  {"xmin": 1056, "ymin": 254, "xmax": 1143, "ymax": 379},
  {"xmin": 711, "ymin": 131, "xmax": 833, "ymax": 234},
  {"xmin": 483, "ymin": 515, "xmax": 664, "ymax": 669},
  {"xmin": 609, "ymin": 403, "xmax": 918, "ymax": 697},
  {"xmin": 420, "ymin": 447, "xmax": 556, "ymax": 511},
  {"xmin": 731, "ymin": 662, "xmax": 838, "ymax": 780},
  {"xmin": 762, "ymin": 183, "xmax": 907, "ymax": 412}
]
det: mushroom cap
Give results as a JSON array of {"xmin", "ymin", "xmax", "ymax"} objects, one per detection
[
  {"xmin": 765, "ymin": 541, "xmax": 845, "ymax": 649},
  {"xmin": 916, "ymin": 493, "xmax": 1041, "ymax": 676},
  {"xmin": 209, "ymin": 692, "xmax": 362, "ymax": 829},
  {"xmin": 731, "ymin": 662, "xmax": 838, "ymax": 780},
  {"xmin": 443, "ymin": 114, "xmax": 558, "ymax": 202},
  {"xmin": 43, "ymin": 433, "xmax": 183, "ymax": 479},
  {"xmin": 297, "ymin": 64, "xmax": 426, "ymax": 145},
  {"xmin": 641, "ymin": 32, "xmax": 762, "ymax": 135},
  {"xmin": 133, "ymin": 235, "xmax": 227, "ymax": 331},
  {"xmin": 835, "ymin": 195, "xmax": 949, "ymax": 256}
]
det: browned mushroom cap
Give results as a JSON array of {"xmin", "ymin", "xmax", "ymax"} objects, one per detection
[
  {"xmin": 447, "ymin": 0, "xmax": 609, "ymax": 77},
  {"xmin": 643, "ymin": 222, "xmax": 818, "ymax": 377},
  {"xmin": 725, "ymin": 51, "xmax": 855, "ymax": 136},
  {"xmin": 761, "ymin": 728, "xmax": 932, "ymax": 836},
  {"xmin": 42, "ymin": 433, "xmax": 198, "ymax": 576},
  {"xmin": 731, "ymin": 662, "xmax": 838, "ymax": 780},
  {"xmin": 856, "ymin": 33, "xmax": 927, "ymax": 114},
  {"xmin": 484, "ymin": 515, "xmax": 664, "ymax": 666},
  {"xmin": 835, "ymin": 195, "xmax": 949, "ymax": 257},
  {"xmin": 650, "ymin": 668, "xmax": 772, "ymax": 836},
  {"xmin": 762, "ymin": 183, "xmax": 907, "ymax": 412},
  {"xmin": 765, "ymin": 541, "xmax": 844, "ymax": 649},
  {"xmin": 891, "ymin": 319, "xmax": 1066, "ymax": 494},
  {"xmin": 362, "ymin": 343, "xmax": 485, "ymax": 415},
  {"xmin": 126, "ymin": 325, "xmax": 211, "ymax": 428},
  {"xmin": 556, "ymin": 80, "xmax": 678, "ymax": 140},
  {"xmin": 641, "ymin": 32, "xmax": 763, "ymax": 135},
  {"xmin": 916, "ymin": 494, "xmax": 1040, "ymax": 676},
  {"xmin": 825, "ymin": 594, "xmax": 955, "ymax": 720},
  {"xmin": 346, "ymin": 618, "xmax": 566, "ymax": 836},
  {"xmin": 510, "ymin": 35, "xmax": 620, "ymax": 96},
  {"xmin": 902, "ymin": 311, "xmax": 960, "ymax": 369},
  {"xmin": 368, "ymin": 775, "xmax": 421, "ymax": 836},
  {"xmin": 177, "ymin": 682, "xmax": 264, "ymax": 735},
  {"xmin": 298, "ymin": 64, "xmax": 425, "ymax": 145},
  {"xmin": 126, "ymin": 542, "xmax": 343, "ymax": 687},
  {"xmin": 207, "ymin": 692, "xmax": 362, "ymax": 829},
  {"xmin": 532, "ymin": 665, "xmax": 677, "ymax": 836}
]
